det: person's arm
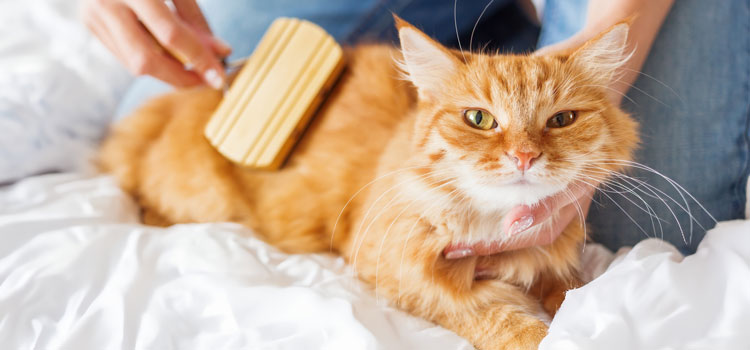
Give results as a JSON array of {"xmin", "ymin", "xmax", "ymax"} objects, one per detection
[
  {"xmin": 536, "ymin": 0, "xmax": 675, "ymax": 104},
  {"xmin": 493, "ymin": 0, "xmax": 674, "ymax": 254},
  {"xmin": 82, "ymin": 0, "xmax": 231, "ymax": 89}
]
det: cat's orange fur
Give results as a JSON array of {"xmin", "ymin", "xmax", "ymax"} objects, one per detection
[{"xmin": 100, "ymin": 19, "xmax": 638, "ymax": 349}]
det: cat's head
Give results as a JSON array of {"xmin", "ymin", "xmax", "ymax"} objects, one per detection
[{"xmin": 395, "ymin": 17, "xmax": 638, "ymax": 212}]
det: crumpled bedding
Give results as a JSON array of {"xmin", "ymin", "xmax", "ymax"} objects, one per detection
[
  {"xmin": 0, "ymin": 0, "xmax": 131, "ymax": 183},
  {"xmin": 1, "ymin": 173, "xmax": 749, "ymax": 350},
  {"xmin": 0, "ymin": 174, "xmax": 472, "ymax": 350}
]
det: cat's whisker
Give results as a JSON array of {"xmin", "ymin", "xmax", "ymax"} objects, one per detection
[
  {"xmin": 572, "ymin": 170, "xmax": 660, "ymax": 219},
  {"xmin": 611, "ymin": 77, "xmax": 671, "ymax": 108},
  {"xmin": 593, "ymin": 174, "xmax": 668, "ymax": 233},
  {"xmin": 331, "ymin": 165, "xmax": 432, "ymax": 252},
  {"xmin": 576, "ymin": 84, "xmax": 638, "ymax": 106},
  {"xmin": 604, "ymin": 176, "xmax": 669, "ymax": 241},
  {"xmin": 349, "ymin": 171, "xmax": 426, "ymax": 266},
  {"xmin": 557, "ymin": 148, "xmax": 604, "ymax": 162},
  {"xmin": 469, "ymin": 0, "xmax": 496, "ymax": 53},
  {"xmin": 560, "ymin": 186, "xmax": 587, "ymax": 252},
  {"xmin": 454, "ymin": 0, "xmax": 468, "ymax": 64},
  {"xmin": 619, "ymin": 67, "xmax": 686, "ymax": 106},
  {"xmin": 573, "ymin": 172, "xmax": 665, "ymax": 239},
  {"xmin": 428, "ymin": 189, "xmax": 468, "ymax": 295},
  {"xmin": 593, "ymin": 171, "xmax": 680, "ymax": 242},
  {"xmin": 580, "ymin": 161, "xmax": 713, "ymax": 244},
  {"xmin": 395, "ymin": 184, "xmax": 465, "ymax": 305},
  {"xmin": 568, "ymin": 179, "xmax": 604, "ymax": 207},
  {"xmin": 604, "ymin": 169, "xmax": 698, "ymax": 243},
  {"xmin": 575, "ymin": 171, "xmax": 666, "ymax": 224},
  {"xmin": 349, "ymin": 167, "xmax": 454, "ymax": 265},
  {"xmin": 351, "ymin": 169, "xmax": 456, "ymax": 280},
  {"xmin": 480, "ymin": 41, "xmax": 492, "ymax": 54},
  {"xmin": 585, "ymin": 159, "xmax": 716, "ymax": 235},
  {"xmin": 582, "ymin": 166, "xmax": 681, "ymax": 218},
  {"xmin": 374, "ymin": 182, "xmax": 461, "ymax": 304},
  {"xmin": 570, "ymin": 175, "xmax": 655, "ymax": 239},
  {"xmin": 464, "ymin": 192, "xmax": 475, "ymax": 248},
  {"xmin": 350, "ymin": 169, "xmax": 449, "ymax": 275}
]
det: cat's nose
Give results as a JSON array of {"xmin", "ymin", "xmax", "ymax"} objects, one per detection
[{"xmin": 506, "ymin": 150, "xmax": 541, "ymax": 171}]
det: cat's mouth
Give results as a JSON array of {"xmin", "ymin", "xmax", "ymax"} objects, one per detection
[{"xmin": 510, "ymin": 178, "xmax": 531, "ymax": 186}]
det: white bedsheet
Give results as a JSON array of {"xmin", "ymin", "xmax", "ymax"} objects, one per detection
[
  {"xmin": 0, "ymin": 0, "xmax": 131, "ymax": 183},
  {"xmin": 1, "ymin": 174, "xmax": 749, "ymax": 350},
  {"xmin": 0, "ymin": 174, "xmax": 472, "ymax": 349}
]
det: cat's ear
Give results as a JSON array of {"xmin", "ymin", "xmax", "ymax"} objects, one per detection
[
  {"xmin": 395, "ymin": 15, "xmax": 460, "ymax": 98},
  {"xmin": 569, "ymin": 22, "xmax": 631, "ymax": 82}
]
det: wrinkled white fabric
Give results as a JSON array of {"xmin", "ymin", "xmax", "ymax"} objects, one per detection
[
  {"xmin": 2, "ymin": 174, "xmax": 750, "ymax": 349},
  {"xmin": 542, "ymin": 220, "xmax": 750, "ymax": 350},
  {"xmin": 0, "ymin": 0, "xmax": 132, "ymax": 183},
  {"xmin": 0, "ymin": 174, "xmax": 472, "ymax": 349}
]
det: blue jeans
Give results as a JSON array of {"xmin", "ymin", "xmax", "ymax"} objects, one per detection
[
  {"xmin": 116, "ymin": 0, "xmax": 749, "ymax": 254},
  {"xmin": 541, "ymin": 0, "xmax": 750, "ymax": 254}
]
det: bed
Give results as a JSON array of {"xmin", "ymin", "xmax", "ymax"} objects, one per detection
[{"xmin": 2, "ymin": 1, "xmax": 749, "ymax": 349}]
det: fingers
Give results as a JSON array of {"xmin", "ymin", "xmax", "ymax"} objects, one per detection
[
  {"xmin": 502, "ymin": 183, "xmax": 594, "ymax": 238},
  {"xmin": 108, "ymin": 3, "xmax": 204, "ymax": 87},
  {"xmin": 207, "ymin": 36, "xmax": 233, "ymax": 57},
  {"xmin": 126, "ymin": 0, "xmax": 225, "ymax": 88},
  {"xmin": 491, "ymin": 194, "xmax": 593, "ymax": 253},
  {"xmin": 171, "ymin": 0, "xmax": 231, "ymax": 57},
  {"xmin": 172, "ymin": 0, "xmax": 211, "ymax": 34}
]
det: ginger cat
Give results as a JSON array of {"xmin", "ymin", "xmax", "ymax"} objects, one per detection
[{"xmin": 100, "ymin": 18, "xmax": 637, "ymax": 349}]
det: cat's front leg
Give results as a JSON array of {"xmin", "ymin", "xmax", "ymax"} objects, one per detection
[
  {"xmin": 529, "ymin": 272, "xmax": 582, "ymax": 318},
  {"xmin": 351, "ymin": 217, "xmax": 548, "ymax": 349},
  {"xmin": 415, "ymin": 259, "xmax": 548, "ymax": 350}
]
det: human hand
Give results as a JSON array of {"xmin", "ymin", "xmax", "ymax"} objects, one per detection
[
  {"xmin": 82, "ymin": 0, "xmax": 232, "ymax": 88},
  {"xmin": 443, "ymin": 185, "xmax": 593, "ymax": 259},
  {"xmin": 497, "ymin": 185, "xmax": 594, "ymax": 252}
]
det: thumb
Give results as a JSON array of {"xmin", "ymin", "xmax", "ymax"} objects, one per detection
[{"xmin": 502, "ymin": 183, "xmax": 593, "ymax": 236}]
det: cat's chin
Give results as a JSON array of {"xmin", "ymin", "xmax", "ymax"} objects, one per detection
[{"xmin": 460, "ymin": 179, "xmax": 566, "ymax": 213}]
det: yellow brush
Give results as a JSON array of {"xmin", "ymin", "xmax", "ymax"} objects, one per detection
[{"xmin": 204, "ymin": 18, "xmax": 345, "ymax": 170}]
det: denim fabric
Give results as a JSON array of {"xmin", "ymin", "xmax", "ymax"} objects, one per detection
[
  {"xmin": 541, "ymin": 0, "xmax": 750, "ymax": 254},
  {"xmin": 537, "ymin": 0, "xmax": 587, "ymax": 47}
]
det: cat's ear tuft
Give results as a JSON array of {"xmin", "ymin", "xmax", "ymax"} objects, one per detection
[
  {"xmin": 395, "ymin": 15, "xmax": 459, "ymax": 98},
  {"xmin": 570, "ymin": 22, "xmax": 631, "ymax": 81}
]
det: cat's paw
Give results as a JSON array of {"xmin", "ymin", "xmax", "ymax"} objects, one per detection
[{"xmin": 501, "ymin": 320, "xmax": 547, "ymax": 350}]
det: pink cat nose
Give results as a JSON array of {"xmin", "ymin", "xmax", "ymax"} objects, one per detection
[{"xmin": 506, "ymin": 150, "xmax": 541, "ymax": 171}]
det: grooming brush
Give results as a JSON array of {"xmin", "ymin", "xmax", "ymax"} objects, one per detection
[{"xmin": 204, "ymin": 17, "xmax": 345, "ymax": 170}]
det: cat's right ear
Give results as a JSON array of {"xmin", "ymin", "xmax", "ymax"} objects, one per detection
[
  {"xmin": 569, "ymin": 21, "xmax": 631, "ymax": 83},
  {"xmin": 395, "ymin": 15, "xmax": 460, "ymax": 99}
]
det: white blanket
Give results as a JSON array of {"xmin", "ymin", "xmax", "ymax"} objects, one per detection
[
  {"xmin": 0, "ymin": 174, "xmax": 472, "ymax": 349},
  {"xmin": 0, "ymin": 0, "xmax": 131, "ymax": 183},
  {"xmin": 1, "ymin": 173, "xmax": 749, "ymax": 350}
]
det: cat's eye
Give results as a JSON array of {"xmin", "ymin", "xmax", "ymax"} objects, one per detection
[
  {"xmin": 463, "ymin": 109, "xmax": 498, "ymax": 130},
  {"xmin": 546, "ymin": 111, "xmax": 577, "ymax": 128}
]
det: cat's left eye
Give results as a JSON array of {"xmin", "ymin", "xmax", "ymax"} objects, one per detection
[
  {"xmin": 546, "ymin": 111, "xmax": 577, "ymax": 128},
  {"xmin": 463, "ymin": 109, "xmax": 498, "ymax": 130}
]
